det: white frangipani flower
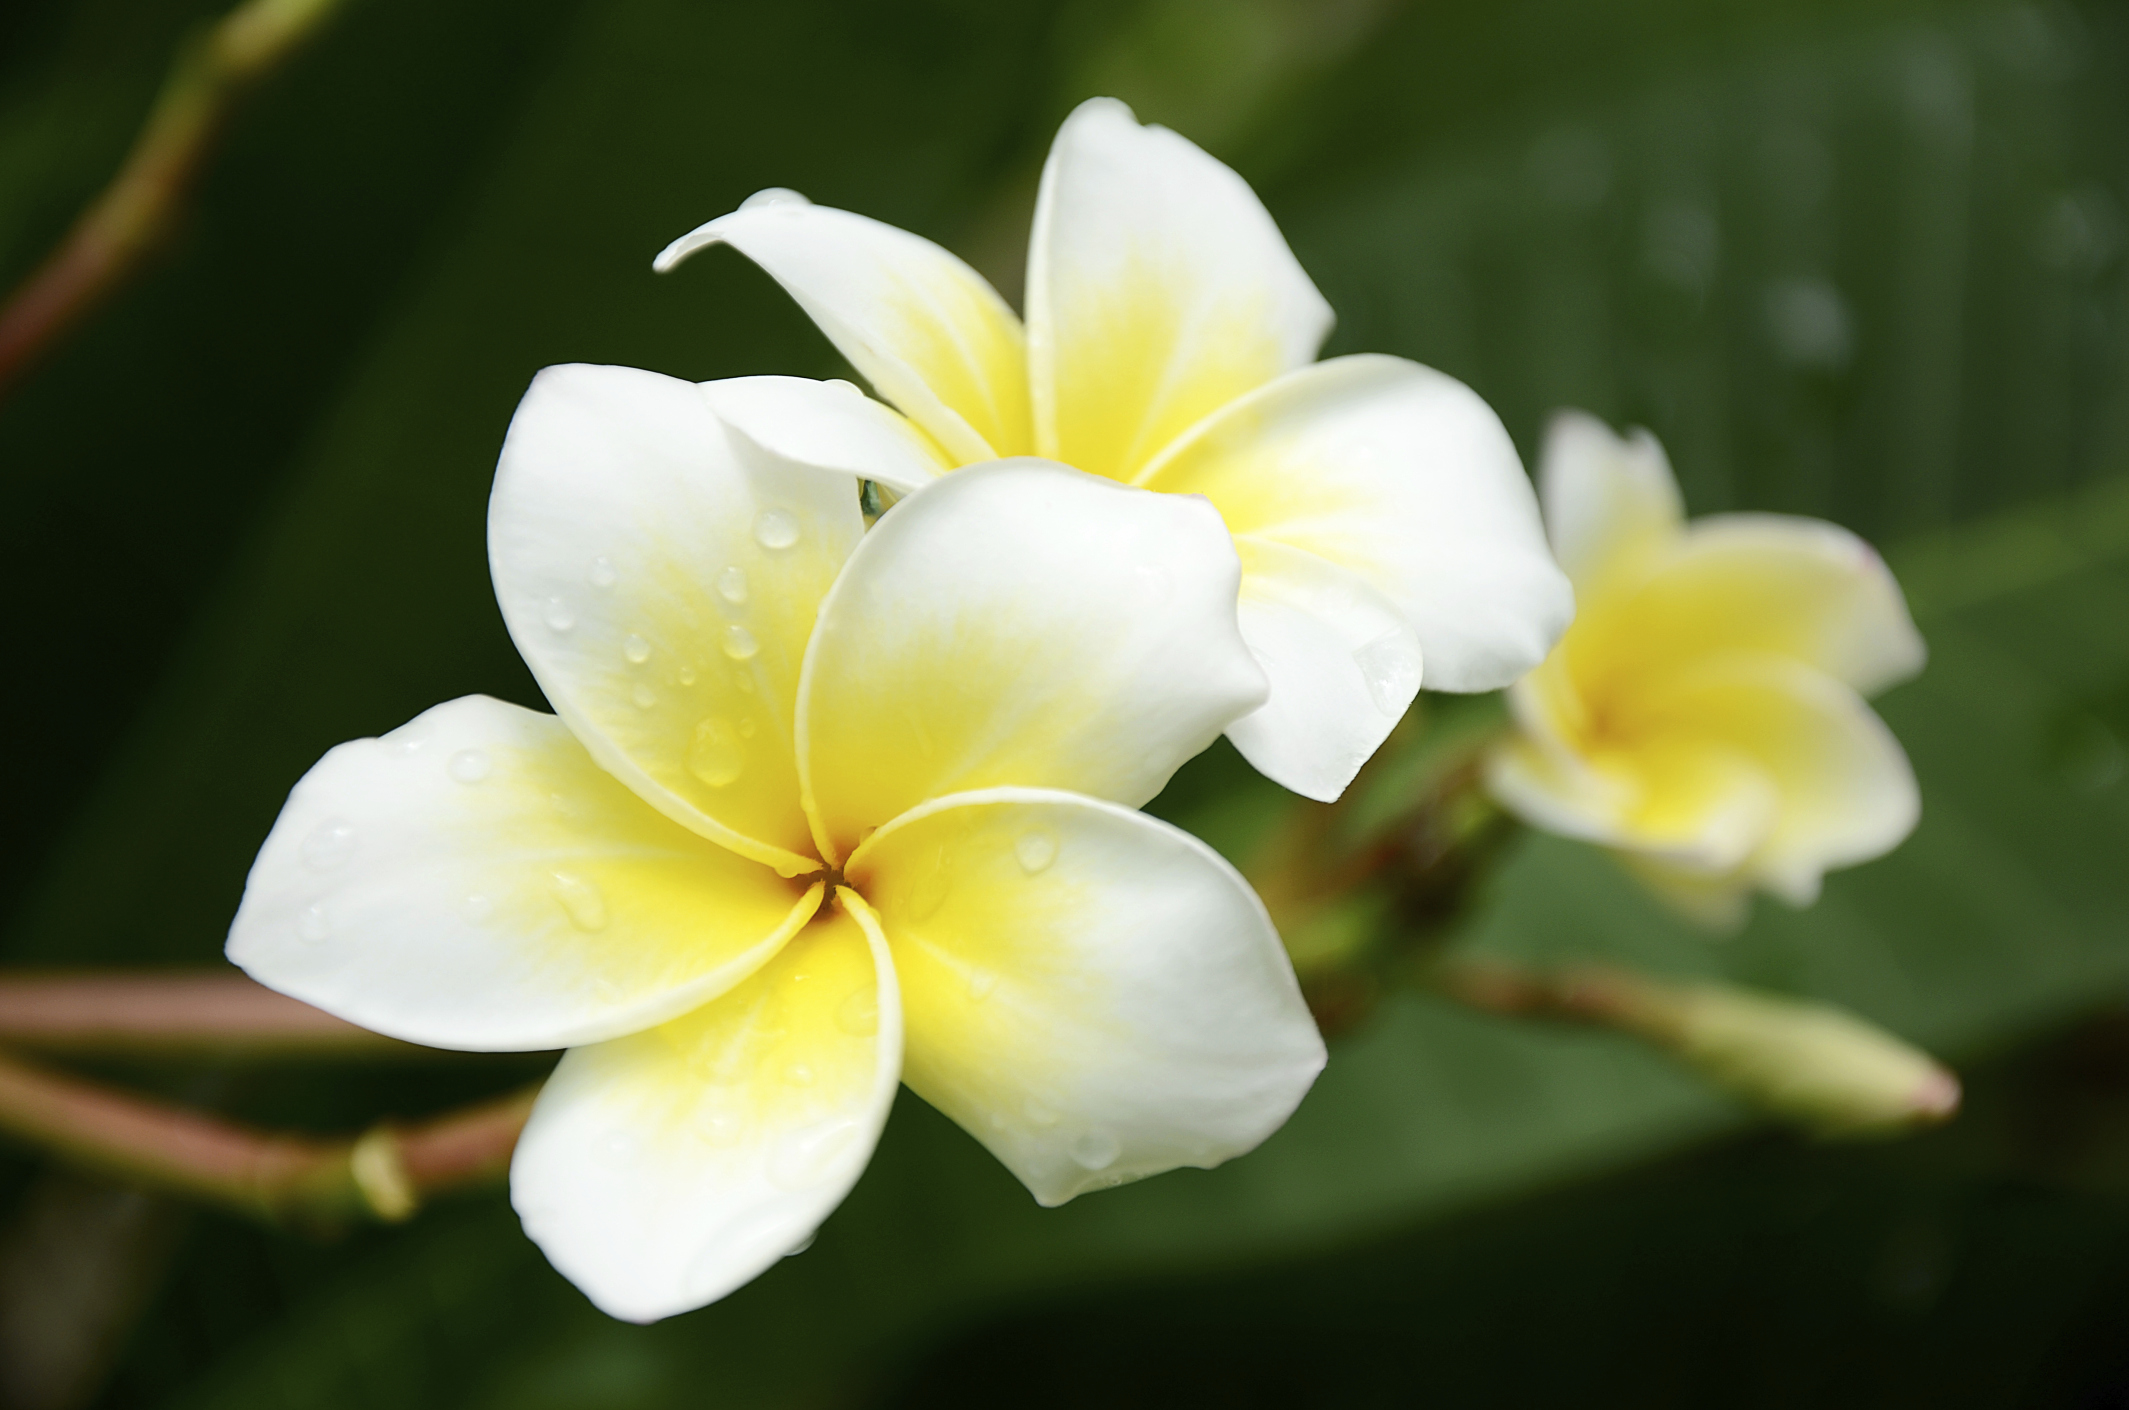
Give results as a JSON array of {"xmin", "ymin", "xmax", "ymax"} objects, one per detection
[
  {"xmin": 228, "ymin": 364, "xmax": 1324, "ymax": 1322},
  {"xmin": 654, "ymin": 97, "xmax": 1573, "ymax": 803},
  {"xmin": 1487, "ymin": 411, "xmax": 1926, "ymax": 927}
]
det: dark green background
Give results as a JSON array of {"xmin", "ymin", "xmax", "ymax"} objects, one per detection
[{"xmin": 3, "ymin": 0, "xmax": 2128, "ymax": 1405}]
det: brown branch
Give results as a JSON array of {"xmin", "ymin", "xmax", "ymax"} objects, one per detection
[
  {"xmin": 0, "ymin": 1048, "xmax": 537, "ymax": 1225},
  {"xmin": 0, "ymin": 0, "xmax": 346, "ymax": 398},
  {"xmin": 0, "ymin": 972, "xmax": 420, "ymax": 1056}
]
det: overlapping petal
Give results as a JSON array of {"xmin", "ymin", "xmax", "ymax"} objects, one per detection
[
  {"xmin": 656, "ymin": 197, "xmax": 1030, "ymax": 464},
  {"xmin": 510, "ymin": 902, "xmax": 900, "ymax": 1323},
  {"xmin": 1026, "ymin": 97, "xmax": 1333, "ymax": 481},
  {"xmin": 227, "ymin": 696, "xmax": 816, "ymax": 1052},
  {"xmin": 1139, "ymin": 354, "xmax": 1573, "ymax": 693},
  {"xmin": 845, "ymin": 788, "xmax": 1323, "ymax": 1206},
  {"xmin": 490, "ymin": 363, "xmax": 864, "ymax": 874},
  {"xmin": 698, "ymin": 375, "xmax": 950, "ymax": 496},
  {"xmin": 796, "ymin": 460, "xmax": 1267, "ymax": 861},
  {"xmin": 1225, "ymin": 538, "xmax": 1424, "ymax": 802},
  {"xmin": 1568, "ymin": 515, "xmax": 1927, "ymax": 699}
]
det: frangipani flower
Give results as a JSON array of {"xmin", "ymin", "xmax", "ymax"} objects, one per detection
[
  {"xmin": 1486, "ymin": 412, "xmax": 1926, "ymax": 927},
  {"xmin": 228, "ymin": 365, "xmax": 1325, "ymax": 1321},
  {"xmin": 653, "ymin": 97, "xmax": 1573, "ymax": 802}
]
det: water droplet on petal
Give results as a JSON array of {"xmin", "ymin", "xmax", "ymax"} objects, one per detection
[
  {"xmin": 907, "ymin": 858, "xmax": 950, "ymax": 922},
  {"xmin": 688, "ymin": 717, "xmax": 745, "ymax": 787},
  {"xmin": 751, "ymin": 508, "xmax": 800, "ymax": 550},
  {"xmin": 1071, "ymin": 1128, "xmax": 1121, "ymax": 1171},
  {"xmin": 740, "ymin": 187, "xmax": 811, "ymax": 211},
  {"xmin": 694, "ymin": 1105, "xmax": 742, "ymax": 1147},
  {"xmin": 461, "ymin": 894, "xmax": 495, "ymax": 924},
  {"xmin": 594, "ymin": 976, "xmax": 622, "ymax": 1002},
  {"xmin": 767, "ymin": 1117, "xmax": 860, "ymax": 1191},
  {"xmin": 825, "ymin": 379, "xmax": 863, "ymax": 398},
  {"xmin": 734, "ymin": 672, "xmax": 756, "ymax": 695},
  {"xmin": 722, "ymin": 625, "xmax": 759, "ymax": 661},
  {"xmin": 623, "ymin": 634, "xmax": 652, "ymax": 664},
  {"xmin": 588, "ymin": 557, "xmax": 617, "ymax": 588},
  {"xmin": 550, "ymin": 871, "xmax": 609, "ymax": 931},
  {"xmin": 1024, "ymin": 1100, "xmax": 1060, "ymax": 1128},
  {"xmin": 1014, "ymin": 827, "xmax": 1058, "ymax": 875},
  {"xmin": 602, "ymin": 1131, "xmax": 638, "ymax": 1165},
  {"xmin": 783, "ymin": 1062, "xmax": 815, "ymax": 1087},
  {"xmin": 835, "ymin": 988, "xmax": 878, "ymax": 1036},
  {"xmin": 632, "ymin": 683, "xmax": 658, "ymax": 709},
  {"xmin": 447, "ymin": 749, "xmax": 490, "ymax": 784},
  {"xmin": 543, "ymin": 598, "xmax": 576, "ymax": 633},
  {"xmin": 717, "ymin": 566, "xmax": 750, "ymax": 604},
  {"xmin": 1353, "ymin": 627, "xmax": 1424, "ymax": 717},
  {"xmin": 785, "ymin": 1231, "xmax": 817, "ymax": 1257},
  {"xmin": 301, "ymin": 818, "xmax": 358, "ymax": 872},
  {"xmin": 967, "ymin": 970, "xmax": 998, "ymax": 1001},
  {"xmin": 738, "ymin": 717, "xmax": 758, "ymax": 739},
  {"xmin": 297, "ymin": 904, "xmax": 330, "ymax": 942},
  {"xmin": 677, "ymin": 664, "xmax": 698, "ymax": 686}
]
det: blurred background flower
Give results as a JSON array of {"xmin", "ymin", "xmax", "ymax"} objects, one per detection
[{"xmin": 3, "ymin": 0, "xmax": 2129, "ymax": 1406}]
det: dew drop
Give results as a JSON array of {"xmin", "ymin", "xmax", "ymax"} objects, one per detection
[
  {"xmin": 717, "ymin": 566, "xmax": 750, "ymax": 605},
  {"xmin": 447, "ymin": 748, "xmax": 491, "ymax": 784},
  {"xmin": 1023, "ymin": 1100, "xmax": 1060, "ymax": 1129},
  {"xmin": 767, "ymin": 1117, "xmax": 860, "ymax": 1191},
  {"xmin": 739, "ymin": 717, "xmax": 758, "ymax": 739},
  {"xmin": 783, "ymin": 1062, "xmax": 816, "ymax": 1087},
  {"xmin": 623, "ymin": 634, "xmax": 652, "ymax": 664},
  {"xmin": 301, "ymin": 818, "xmax": 358, "ymax": 872},
  {"xmin": 588, "ymin": 556, "xmax": 617, "ymax": 589},
  {"xmin": 461, "ymin": 893, "xmax": 495, "ymax": 924},
  {"xmin": 602, "ymin": 1131, "xmax": 638, "ymax": 1165},
  {"xmin": 543, "ymin": 598, "xmax": 576, "ymax": 633},
  {"xmin": 297, "ymin": 904, "xmax": 330, "ymax": 942},
  {"xmin": 1070, "ymin": 1128, "xmax": 1121, "ymax": 1172},
  {"xmin": 835, "ymin": 988, "xmax": 878, "ymax": 1036},
  {"xmin": 688, "ymin": 717, "xmax": 745, "ymax": 787},
  {"xmin": 1013, "ymin": 827, "xmax": 1058, "ymax": 875},
  {"xmin": 751, "ymin": 508, "xmax": 800, "ymax": 550},
  {"xmin": 694, "ymin": 1106, "xmax": 743, "ymax": 1147},
  {"xmin": 785, "ymin": 1232, "xmax": 817, "ymax": 1257},
  {"xmin": 735, "ymin": 673, "xmax": 757, "ymax": 695},
  {"xmin": 594, "ymin": 976, "xmax": 622, "ymax": 1002},
  {"xmin": 550, "ymin": 871, "xmax": 609, "ymax": 931},
  {"xmin": 740, "ymin": 186, "xmax": 812, "ymax": 211},
  {"xmin": 1353, "ymin": 627, "xmax": 1424, "ymax": 717},
  {"xmin": 825, "ymin": 378, "xmax": 864, "ymax": 398},
  {"xmin": 967, "ymin": 970, "xmax": 998, "ymax": 1001},
  {"xmin": 632, "ymin": 683, "xmax": 658, "ymax": 709},
  {"xmin": 907, "ymin": 860, "xmax": 950, "ymax": 922},
  {"xmin": 677, "ymin": 664, "xmax": 698, "ymax": 686},
  {"xmin": 722, "ymin": 624, "xmax": 760, "ymax": 661}
]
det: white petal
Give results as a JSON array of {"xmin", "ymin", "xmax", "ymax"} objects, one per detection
[
  {"xmin": 656, "ymin": 199, "xmax": 1030, "ymax": 464},
  {"xmin": 1224, "ymin": 538, "xmax": 1423, "ymax": 802},
  {"xmin": 698, "ymin": 375, "xmax": 950, "ymax": 495},
  {"xmin": 510, "ymin": 900, "xmax": 901, "ymax": 1322},
  {"xmin": 1026, "ymin": 97, "xmax": 1333, "ymax": 481},
  {"xmin": 1536, "ymin": 410, "xmax": 1685, "ymax": 596},
  {"xmin": 226, "ymin": 697, "xmax": 816, "ymax": 1051},
  {"xmin": 845, "ymin": 787, "xmax": 1324, "ymax": 1206},
  {"xmin": 1139, "ymin": 354, "xmax": 1573, "ymax": 692},
  {"xmin": 796, "ymin": 460, "xmax": 1267, "ymax": 861},
  {"xmin": 490, "ymin": 363, "xmax": 865, "ymax": 874}
]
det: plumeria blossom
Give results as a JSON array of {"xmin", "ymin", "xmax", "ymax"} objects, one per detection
[
  {"xmin": 1486, "ymin": 412, "xmax": 1926, "ymax": 928},
  {"xmin": 228, "ymin": 364, "xmax": 1325, "ymax": 1322},
  {"xmin": 653, "ymin": 96, "xmax": 1573, "ymax": 802}
]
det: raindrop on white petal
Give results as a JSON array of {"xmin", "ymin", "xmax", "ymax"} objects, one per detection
[
  {"xmin": 751, "ymin": 508, "xmax": 800, "ymax": 550},
  {"xmin": 297, "ymin": 904, "xmax": 330, "ymax": 942},
  {"xmin": 1071, "ymin": 1128, "xmax": 1121, "ymax": 1172},
  {"xmin": 825, "ymin": 379, "xmax": 863, "ymax": 398},
  {"xmin": 740, "ymin": 187, "xmax": 811, "ymax": 211},
  {"xmin": 688, "ymin": 717, "xmax": 744, "ymax": 787},
  {"xmin": 622, "ymin": 634, "xmax": 652, "ymax": 665},
  {"xmin": 966, "ymin": 970, "xmax": 998, "ymax": 1001},
  {"xmin": 588, "ymin": 557, "xmax": 617, "ymax": 589},
  {"xmin": 301, "ymin": 819, "xmax": 358, "ymax": 872},
  {"xmin": 835, "ymin": 989, "xmax": 878, "ymax": 1037},
  {"xmin": 722, "ymin": 625, "xmax": 759, "ymax": 661},
  {"xmin": 1023, "ymin": 1100, "xmax": 1060, "ymax": 1128},
  {"xmin": 1014, "ymin": 827, "xmax": 1058, "ymax": 875},
  {"xmin": 767, "ymin": 1117, "xmax": 860, "ymax": 1191},
  {"xmin": 460, "ymin": 894, "xmax": 495, "ymax": 924},
  {"xmin": 1353, "ymin": 628, "xmax": 1424, "ymax": 717},
  {"xmin": 785, "ymin": 1232, "xmax": 817, "ymax": 1257},
  {"xmin": 550, "ymin": 872, "xmax": 609, "ymax": 931},
  {"xmin": 632, "ymin": 683, "xmax": 657, "ymax": 709},
  {"xmin": 677, "ymin": 664, "xmax": 698, "ymax": 687},
  {"xmin": 783, "ymin": 1062, "xmax": 816, "ymax": 1087},
  {"xmin": 447, "ymin": 749, "xmax": 490, "ymax": 784},
  {"xmin": 602, "ymin": 1131, "xmax": 638, "ymax": 1165},
  {"xmin": 717, "ymin": 566, "xmax": 749, "ymax": 605},
  {"xmin": 543, "ymin": 598, "xmax": 576, "ymax": 633}
]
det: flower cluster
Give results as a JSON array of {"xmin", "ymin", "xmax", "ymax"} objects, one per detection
[{"xmin": 227, "ymin": 99, "xmax": 1925, "ymax": 1324}]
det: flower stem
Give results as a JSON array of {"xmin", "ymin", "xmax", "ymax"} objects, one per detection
[
  {"xmin": 0, "ymin": 971, "xmax": 417, "ymax": 1056},
  {"xmin": 0, "ymin": 0, "xmax": 346, "ymax": 398},
  {"xmin": 0, "ymin": 1049, "xmax": 538, "ymax": 1225}
]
